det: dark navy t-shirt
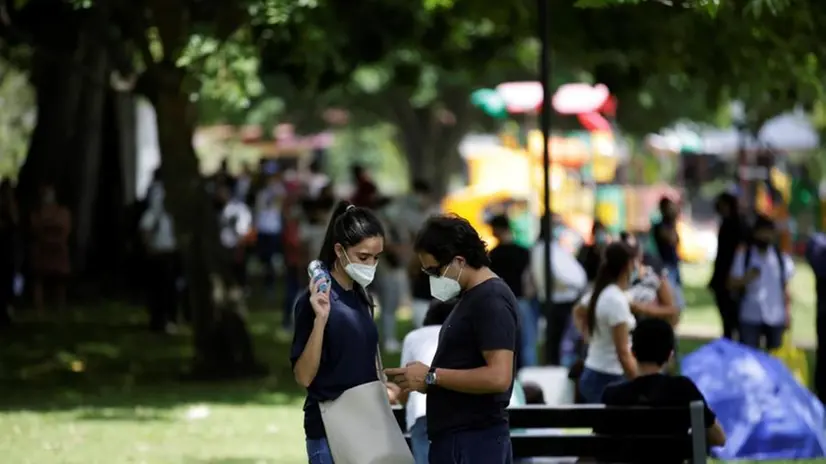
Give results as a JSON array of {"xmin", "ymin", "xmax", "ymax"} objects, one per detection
[
  {"xmin": 652, "ymin": 220, "xmax": 680, "ymax": 269},
  {"xmin": 426, "ymin": 278, "xmax": 520, "ymax": 439},
  {"xmin": 289, "ymin": 279, "xmax": 379, "ymax": 439}
]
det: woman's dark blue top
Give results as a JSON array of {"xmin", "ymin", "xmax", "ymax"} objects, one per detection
[{"xmin": 289, "ymin": 278, "xmax": 379, "ymax": 439}]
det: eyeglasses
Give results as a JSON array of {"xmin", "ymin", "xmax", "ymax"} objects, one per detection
[{"xmin": 421, "ymin": 265, "xmax": 443, "ymax": 277}]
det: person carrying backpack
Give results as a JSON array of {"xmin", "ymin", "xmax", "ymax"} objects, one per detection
[{"xmin": 728, "ymin": 215, "xmax": 794, "ymax": 350}]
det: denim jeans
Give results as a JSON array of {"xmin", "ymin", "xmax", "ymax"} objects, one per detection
[
  {"xmin": 664, "ymin": 264, "xmax": 685, "ymax": 310},
  {"xmin": 740, "ymin": 322, "xmax": 784, "ymax": 351},
  {"xmin": 578, "ymin": 366, "xmax": 624, "ymax": 404},
  {"xmin": 517, "ymin": 298, "xmax": 540, "ymax": 368},
  {"xmin": 429, "ymin": 423, "xmax": 512, "ymax": 464},
  {"xmin": 306, "ymin": 437, "xmax": 334, "ymax": 464},
  {"xmin": 410, "ymin": 416, "xmax": 429, "ymax": 464}
]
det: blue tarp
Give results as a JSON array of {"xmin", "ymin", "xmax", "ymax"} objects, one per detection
[{"xmin": 682, "ymin": 339, "xmax": 826, "ymax": 460}]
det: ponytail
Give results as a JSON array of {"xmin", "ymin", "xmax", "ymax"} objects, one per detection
[
  {"xmin": 586, "ymin": 267, "xmax": 612, "ymax": 335},
  {"xmin": 317, "ymin": 201, "xmax": 353, "ymax": 268}
]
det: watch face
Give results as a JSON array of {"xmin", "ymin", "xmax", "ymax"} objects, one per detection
[{"xmin": 425, "ymin": 372, "xmax": 435, "ymax": 385}]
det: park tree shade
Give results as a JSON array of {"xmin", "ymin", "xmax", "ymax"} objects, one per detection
[{"xmin": 4, "ymin": 0, "xmax": 826, "ymax": 376}]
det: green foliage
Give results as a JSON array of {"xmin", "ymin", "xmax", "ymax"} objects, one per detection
[{"xmin": 0, "ymin": 58, "xmax": 35, "ymax": 179}]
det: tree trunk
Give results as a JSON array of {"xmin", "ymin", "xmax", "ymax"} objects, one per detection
[
  {"xmin": 18, "ymin": 43, "xmax": 85, "ymax": 210},
  {"xmin": 147, "ymin": 64, "xmax": 262, "ymax": 379},
  {"xmin": 71, "ymin": 35, "xmax": 110, "ymax": 274},
  {"xmin": 391, "ymin": 91, "xmax": 472, "ymax": 197}
]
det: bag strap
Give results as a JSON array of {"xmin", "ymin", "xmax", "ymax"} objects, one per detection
[{"xmin": 355, "ymin": 284, "xmax": 387, "ymax": 384}]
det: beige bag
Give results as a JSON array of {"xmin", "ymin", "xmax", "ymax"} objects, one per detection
[
  {"xmin": 319, "ymin": 379, "xmax": 413, "ymax": 464},
  {"xmin": 318, "ymin": 296, "xmax": 413, "ymax": 464}
]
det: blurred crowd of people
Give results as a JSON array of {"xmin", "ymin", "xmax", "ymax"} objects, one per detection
[{"xmin": 138, "ymin": 158, "xmax": 439, "ymax": 340}]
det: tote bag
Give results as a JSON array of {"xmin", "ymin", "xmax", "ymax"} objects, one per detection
[
  {"xmin": 319, "ymin": 379, "xmax": 413, "ymax": 464},
  {"xmin": 770, "ymin": 332, "xmax": 809, "ymax": 388},
  {"xmin": 318, "ymin": 288, "xmax": 413, "ymax": 464}
]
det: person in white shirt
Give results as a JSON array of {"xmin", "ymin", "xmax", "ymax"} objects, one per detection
[
  {"xmin": 254, "ymin": 173, "xmax": 285, "ymax": 294},
  {"xmin": 574, "ymin": 242, "xmax": 638, "ymax": 403},
  {"xmin": 217, "ymin": 185, "xmax": 252, "ymax": 287},
  {"xmin": 139, "ymin": 185, "xmax": 179, "ymax": 333},
  {"xmin": 398, "ymin": 299, "xmax": 454, "ymax": 464},
  {"xmin": 728, "ymin": 215, "xmax": 794, "ymax": 350},
  {"xmin": 531, "ymin": 216, "xmax": 588, "ymax": 366}
]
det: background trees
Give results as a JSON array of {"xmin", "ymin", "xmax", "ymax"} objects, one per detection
[{"xmin": 0, "ymin": 0, "xmax": 822, "ymax": 376}]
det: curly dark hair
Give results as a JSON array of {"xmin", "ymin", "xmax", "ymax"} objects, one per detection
[{"xmin": 414, "ymin": 214, "xmax": 491, "ymax": 269}]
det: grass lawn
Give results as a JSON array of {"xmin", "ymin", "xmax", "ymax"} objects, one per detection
[{"xmin": 0, "ymin": 262, "xmax": 821, "ymax": 463}]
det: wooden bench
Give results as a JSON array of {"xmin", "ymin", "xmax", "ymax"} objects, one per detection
[{"xmin": 392, "ymin": 402, "xmax": 708, "ymax": 463}]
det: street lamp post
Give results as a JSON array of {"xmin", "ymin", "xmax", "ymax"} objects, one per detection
[{"xmin": 538, "ymin": 0, "xmax": 555, "ymax": 364}]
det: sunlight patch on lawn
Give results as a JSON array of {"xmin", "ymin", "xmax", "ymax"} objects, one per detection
[{"xmin": 0, "ymin": 401, "xmax": 306, "ymax": 463}]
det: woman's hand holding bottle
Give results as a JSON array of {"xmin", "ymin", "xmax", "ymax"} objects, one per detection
[{"xmin": 309, "ymin": 277, "xmax": 331, "ymax": 321}]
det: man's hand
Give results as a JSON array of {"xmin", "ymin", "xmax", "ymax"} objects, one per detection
[{"xmin": 384, "ymin": 362, "xmax": 429, "ymax": 393}]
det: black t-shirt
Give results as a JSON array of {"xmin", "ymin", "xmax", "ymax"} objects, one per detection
[
  {"xmin": 710, "ymin": 215, "xmax": 748, "ymax": 291},
  {"xmin": 599, "ymin": 374, "xmax": 716, "ymax": 462},
  {"xmin": 289, "ymin": 279, "xmax": 379, "ymax": 439},
  {"xmin": 426, "ymin": 278, "xmax": 520, "ymax": 439},
  {"xmin": 577, "ymin": 245, "xmax": 602, "ymax": 283},
  {"xmin": 489, "ymin": 243, "xmax": 531, "ymax": 298},
  {"xmin": 652, "ymin": 220, "xmax": 680, "ymax": 267}
]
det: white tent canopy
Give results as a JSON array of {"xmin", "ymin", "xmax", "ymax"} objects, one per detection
[{"xmin": 650, "ymin": 110, "xmax": 820, "ymax": 156}]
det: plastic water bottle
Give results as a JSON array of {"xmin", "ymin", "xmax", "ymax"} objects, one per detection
[{"xmin": 307, "ymin": 260, "xmax": 330, "ymax": 293}]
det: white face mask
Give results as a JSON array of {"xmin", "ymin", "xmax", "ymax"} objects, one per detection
[
  {"xmin": 429, "ymin": 261, "xmax": 463, "ymax": 302},
  {"xmin": 341, "ymin": 251, "xmax": 376, "ymax": 287}
]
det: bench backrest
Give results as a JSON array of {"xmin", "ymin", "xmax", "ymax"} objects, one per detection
[{"xmin": 392, "ymin": 402, "xmax": 708, "ymax": 463}]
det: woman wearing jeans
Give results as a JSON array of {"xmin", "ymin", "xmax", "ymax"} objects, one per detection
[
  {"xmin": 290, "ymin": 201, "xmax": 386, "ymax": 463},
  {"xmin": 573, "ymin": 242, "xmax": 638, "ymax": 403}
]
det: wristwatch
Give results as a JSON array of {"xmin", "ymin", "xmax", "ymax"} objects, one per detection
[{"xmin": 425, "ymin": 367, "xmax": 438, "ymax": 388}]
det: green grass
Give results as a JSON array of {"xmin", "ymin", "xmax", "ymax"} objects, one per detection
[{"xmin": 0, "ymin": 263, "xmax": 821, "ymax": 463}]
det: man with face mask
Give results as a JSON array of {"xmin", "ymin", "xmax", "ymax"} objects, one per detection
[
  {"xmin": 728, "ymin": 215, "xmax": 794, "ymax": 350},
  {"xmin": 385, "ymin": 214, "xmax": 519, "ymax": 464}
]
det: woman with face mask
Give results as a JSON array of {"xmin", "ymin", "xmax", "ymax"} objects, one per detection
[{"xmin": 290, "ymin": 201, "xmax": 412, "ymax": 464}]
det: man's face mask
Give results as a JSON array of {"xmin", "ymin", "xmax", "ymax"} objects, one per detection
[{"xmin": 429, "ymin": 260, "xmax": 463, "ymax": 302}]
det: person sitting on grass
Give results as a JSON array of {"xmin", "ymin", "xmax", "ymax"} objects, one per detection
[{"xmin": 598, "ymin": 318, "xmax": 726, "ymax": 459}]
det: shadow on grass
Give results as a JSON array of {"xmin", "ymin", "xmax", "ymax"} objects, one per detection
[
  {"xmin": 72, "ymin": 407, "xmax": 173, "ymax": 422},
  {"xmin": 183, "ymin": 458, "xmax": 280, "ymax": 464},
  {"xmin": 0, "ymin": 303, "xmax": 306, "ymax": 413}
]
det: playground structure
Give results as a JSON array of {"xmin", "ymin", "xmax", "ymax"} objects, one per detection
[{"xmin": 443, "ymin": 129, "xmax": 713, "ymax": 262}]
